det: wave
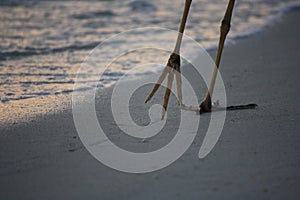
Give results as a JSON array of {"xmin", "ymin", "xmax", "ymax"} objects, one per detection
[
  {"xmin": 0, "ymin": 42, "xmax": 100, "ymax": 61},
  {"xmin": 0, "ymin": 0, "xmax": 38, "ymax": 7},
  {"xmin": 72, "ymin": 10, "xmax": 116, "ymax": 20},
  {"xmin": 228, "ymin": 1, "xmax": 300, "ymax": 43},
  {"xmin": 127, "ymin": 1, "xmax": 157, "ymax": 12},
  {"xmin": 0, "ymin": 86, "xmax": 101, "ymax": 103}
]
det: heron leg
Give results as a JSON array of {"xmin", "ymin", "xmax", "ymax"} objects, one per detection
[
  {"xmin": 175, "ymin": 66, "xmax": 182, "ymax": 106},
  {"xmin": 162, "ymin": 68, "xmax": 175, "ymax": 119},
  {"xmin": 145, "ymin": 0, "xmax": 192, "ymax": 119},
  {"xmin": 200, "ymin": 0, "xmax": 235, "ymax": 113}
]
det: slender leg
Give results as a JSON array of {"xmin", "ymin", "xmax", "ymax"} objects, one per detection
[
  {"xmin": 162, "ymin": 69, "xmax": 174, "ymax": 119},
  {"xmin": 199, "ymin": 0, "xmax": 235, "ymax": 113},
  {"xmin": 174, "ymin": 0, "xmax": 193, "ymax": 54},
  {"xmin": 145, "ymin": 0, "xmax": 192, "ymax": 119},
  {"xmin": 145, "ymin": 67, "xmax": 169, "ymax": 103},
  {"xmin": 198, "ymin": 0, "xmax": 257, "ymax": 114},
  {"xmin": 175, "ymin": 66, "xmax": 182, "ymax": 105}
]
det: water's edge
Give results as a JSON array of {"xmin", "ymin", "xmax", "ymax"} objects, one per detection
[{"xmin": 1, "ymin": 1, "xmax": 300, "ymax": 126}]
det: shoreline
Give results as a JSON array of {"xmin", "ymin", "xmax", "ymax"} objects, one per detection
[
  {"xmin": 1, "ymin": 9, "xmax": 300, "ymax": 200},
  {"xmin": 2, "ymin": 3, "xmax": 300, "ymax": 128}
]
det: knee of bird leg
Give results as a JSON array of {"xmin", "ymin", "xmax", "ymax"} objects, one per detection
[
  {"xmin": 169, "ymin": 53, "xmax": 180, "ymax": 68},
  {"xmin": 220, "ymin": 19, "xmax": 231, "ymax": 35},
  {"xmin": 170, "ymin": 53, "xmax": 180, "ymax": 61}
]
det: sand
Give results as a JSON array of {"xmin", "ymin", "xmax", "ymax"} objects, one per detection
[{"xmin": 0, "ymin": 9, "xmax": 300, "ymax": 200}]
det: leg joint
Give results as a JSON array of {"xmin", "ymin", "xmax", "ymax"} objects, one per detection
[
  {"xmin": 169, "ymin": 53, "xmax": 181, "ymax": 71},
  {"xmin": 220, "ymin": 19, "xmax": 231, "ymax": 36}
]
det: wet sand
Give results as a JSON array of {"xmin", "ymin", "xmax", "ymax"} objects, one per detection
[{"xmin": 0, "ymin": 9, "xmax": 300, "ymax": 200}]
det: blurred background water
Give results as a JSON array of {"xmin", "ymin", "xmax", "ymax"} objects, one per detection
[{"xmin": 0, "ymin": 0, "xmax": 299, "ymax": 105}]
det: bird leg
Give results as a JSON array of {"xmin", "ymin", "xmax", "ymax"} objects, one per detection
[
  {"xmin": 200, "ymin": 0, "xmax": 235, "ymax": 113},
  {"xmin": 199, "ymin": 0, "xmax": 257, "ymax": 114},
  {"xmin": 162, "ymin": 66, "xmax": 174, "ymax": 120},
  {"xmin": 145, "ymin": 0, "xmax": 192, "ymax": 119}
]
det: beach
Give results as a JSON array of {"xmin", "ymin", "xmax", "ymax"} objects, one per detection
[{"xmin": 1, "ymin": 7, "xmax": 300, "ymax": 200}]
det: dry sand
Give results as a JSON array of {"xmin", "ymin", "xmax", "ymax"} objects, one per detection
[{"xmin": 0, "ymin": 9, "xmax": 300, "ymax": 200}]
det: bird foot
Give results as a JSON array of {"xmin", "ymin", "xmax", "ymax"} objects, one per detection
[
  {"xmin": 180, "ymin": 102, "xmax": 258, "ymax": 115},
  {"xmin": 199, "ymin": 98, "xmax": 212, "ymax": 114},
  {"xmin": 199, "ymin": 103, "xmax": 258, "ymax": 114}
]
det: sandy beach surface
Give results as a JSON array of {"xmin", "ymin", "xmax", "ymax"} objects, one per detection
[{"xmin": 1, "ymin": 9, "xmax": 300, "ymax": 200}]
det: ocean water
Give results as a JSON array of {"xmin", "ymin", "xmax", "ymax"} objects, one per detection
[{"xmin": 0, "ymin": 0, "xmax": 300, "ymax": 105}]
